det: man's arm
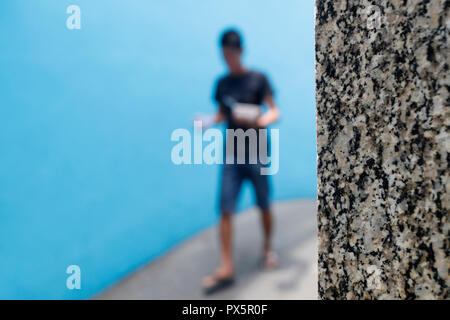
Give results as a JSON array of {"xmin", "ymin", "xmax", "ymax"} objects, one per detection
[
  {"xmin": 214, "ymin": 104, "xmax": 226, "ymax": 124},
  {"xmin": 256, "ymin": 95, "xmax": 280, "ymax": 128},
  {"xmin": 194, "ymin": 104, "xmax": 226, "ymax": 129},
  {"xmin": 231, "ymin": 95, "xmax": 280, "ymax": 128}
]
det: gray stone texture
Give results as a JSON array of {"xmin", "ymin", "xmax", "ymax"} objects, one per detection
[{"xmin": 316, "ymin": 0, "xmax": 449, "ymax": 299}]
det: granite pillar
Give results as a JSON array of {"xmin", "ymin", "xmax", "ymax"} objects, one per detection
[{"xmin": 315, "ymin": 0, "xmax": 449, "ymax": 299}]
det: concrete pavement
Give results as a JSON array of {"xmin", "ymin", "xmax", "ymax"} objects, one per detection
[{"xmin": 95, "ymin": 199, "xmax": 318, "ymax": 300}]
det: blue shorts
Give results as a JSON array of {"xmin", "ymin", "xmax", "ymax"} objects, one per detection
[{"xmin": 219, "ymin": 163, "xmax": 270, "ymax": 214}]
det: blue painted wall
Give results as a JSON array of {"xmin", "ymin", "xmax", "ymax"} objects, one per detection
[{"xmin": 0, "ymin": 0, "xmax": 315, "ymax": 299}]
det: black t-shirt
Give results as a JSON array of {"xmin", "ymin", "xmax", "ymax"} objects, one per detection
[
  {"xmin": 214, "ymin": 70, "xmax": 274, "ymax": 130},
  {"xmin": 214, "ymin": 70, "xmax": 274, "ymax": 163}
]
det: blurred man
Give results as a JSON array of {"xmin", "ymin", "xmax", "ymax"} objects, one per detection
[{"xmin": 201, "ymin": 29, "xmax": 280, "ymax": 294}]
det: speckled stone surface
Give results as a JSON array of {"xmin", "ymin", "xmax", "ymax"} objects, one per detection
[{"xmin": 315, "ymin": 0, "xmax": 449, "ymax": 299}]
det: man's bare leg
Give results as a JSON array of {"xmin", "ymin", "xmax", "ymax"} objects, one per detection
[
  {"xmin": 261, "ymin": 209, "xmax": 278, "ymax": 268},
  {"xmin": 218, "ymin": 212, "xmax": 234, "ymax": 276},
  {"xmin": 203, "ymin": 212, "xmax": 234, "ymax": 288}
]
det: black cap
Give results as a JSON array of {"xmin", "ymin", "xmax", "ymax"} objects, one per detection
[{"xmin": 220, "ymin": 29, "xmax": 242, "ymax": 49}]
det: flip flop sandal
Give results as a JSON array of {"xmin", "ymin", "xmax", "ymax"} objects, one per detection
[{"xmin": 203, "ymin": 276, "xmax": 235, "ymax": 295}]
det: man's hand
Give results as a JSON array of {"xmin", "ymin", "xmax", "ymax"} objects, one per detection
[
  {"xmin": 193, "ymin": 107, "xmax": 225, "ymax": 130},
  {"xmin": 193, "ymin": 114, "xmax": 216, "ymax": 129},
  {"xmin": 232, "ymin": 96, "xmax": 280, "ymax": 129},
  {"xmin": 258, "ymin": 95, "xmax": 280, "ymax": 127}
]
